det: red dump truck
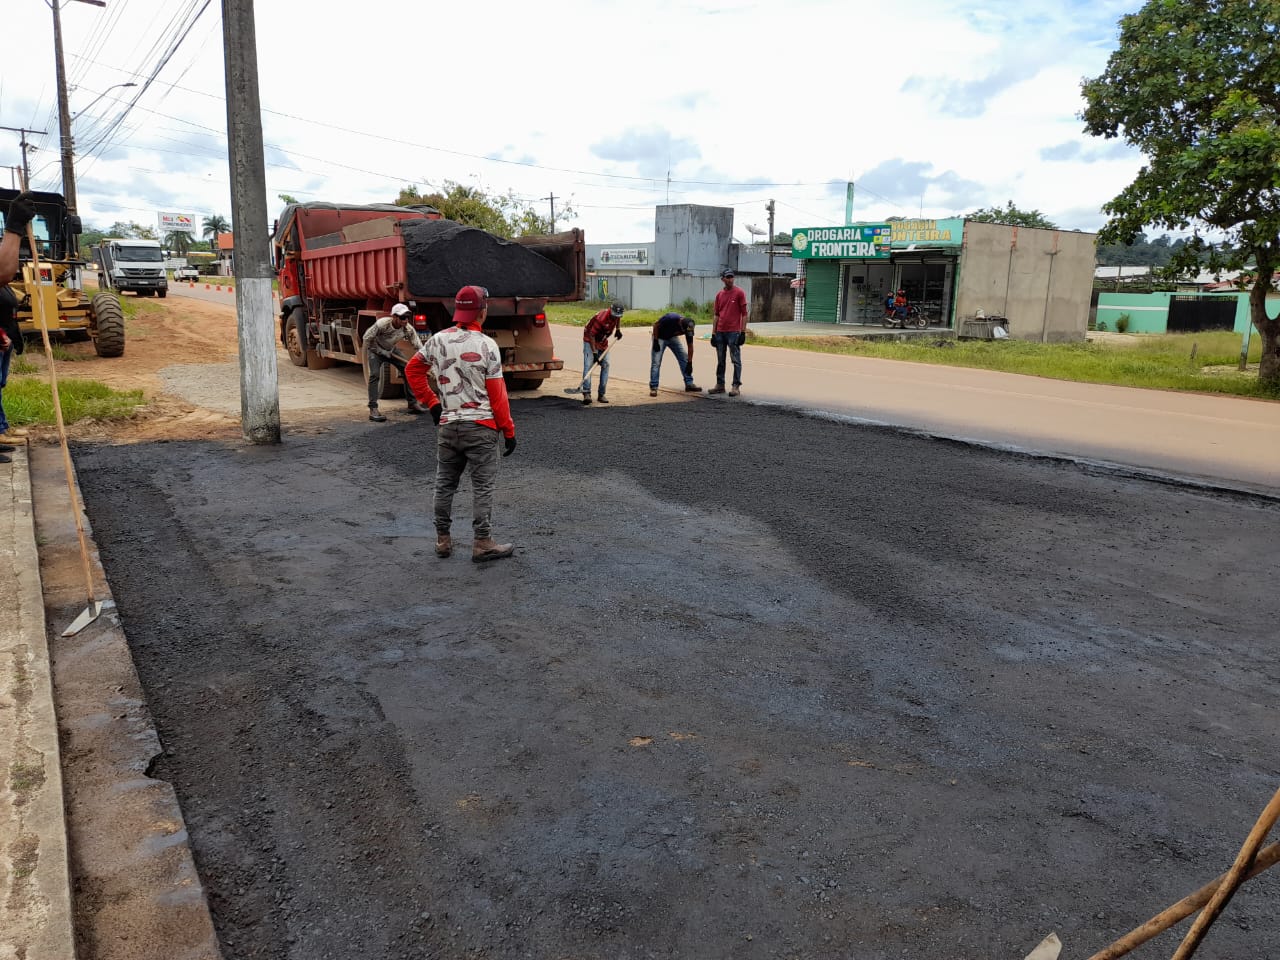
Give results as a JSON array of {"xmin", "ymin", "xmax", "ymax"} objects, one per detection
[{"xmin": 272, "ymin": 202, "xmax": 585, "ymax": 393}]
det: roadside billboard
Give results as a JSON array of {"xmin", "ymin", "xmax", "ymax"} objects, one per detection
[{"xmin": 159, "ymin": 212, "xmax": 198, "ymax": 235}]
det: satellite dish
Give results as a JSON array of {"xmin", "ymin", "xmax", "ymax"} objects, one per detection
[{"xmin": 745, "ymin": 224, "xmax": 766, "ymax": 236}]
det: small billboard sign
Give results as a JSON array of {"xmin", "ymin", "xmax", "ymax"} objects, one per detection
[{"xmin": 159, "ymin": 211, "xmax": 198, "ymax": 235}]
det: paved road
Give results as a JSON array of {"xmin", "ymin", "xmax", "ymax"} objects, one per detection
[{"xmin": 550, "ymin": 324, "xmax": 1280, "ymax": 493}]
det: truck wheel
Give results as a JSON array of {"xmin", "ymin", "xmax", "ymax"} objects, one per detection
[
  {"xmin": 91, "ymin": 293, "xmax": 125, "ymax": 357},
  {"xmin": 506, "ymin": 377, "xmax": 544, "ymax": 391},
  {"xmin": 285, "ymin": 310, "xmax": 308, "ymax": 367},
  {"xmin": 377, "ymin": 361, "xmax": 404, "ymax": 400}
]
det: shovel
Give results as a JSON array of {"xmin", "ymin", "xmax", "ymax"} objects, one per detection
[{"xmin": 563, "ymin": 339, "xmax": 614, "ymax": 395}]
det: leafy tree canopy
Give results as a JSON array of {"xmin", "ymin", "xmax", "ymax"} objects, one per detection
[
  {"xmin": 394, "ymin": 181, "xmax": 575, "ymax": 238},
  {"xmin": 965, "ymin": 201, "xmax": 1058, "ymax": 230},
  {"xmin": 1082, "ymin": 0, "xmax": 1280, "ymax": 380}
]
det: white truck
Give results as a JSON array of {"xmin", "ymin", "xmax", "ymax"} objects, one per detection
[{"xmin": 94, "ymin": 238, "xmax": 169, "ymax": 297}]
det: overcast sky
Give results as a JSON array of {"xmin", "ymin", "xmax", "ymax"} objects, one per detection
[{"xmin": 3, "ymin": 0, "xmax": 1144, "ymax": 244}]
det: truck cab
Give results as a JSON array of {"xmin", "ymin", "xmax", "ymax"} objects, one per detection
[{"xmin": 96, "ymin": 238, "xmax": 168, "ymax": 297}]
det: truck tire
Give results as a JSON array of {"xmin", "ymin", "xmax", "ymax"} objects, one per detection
[
  {"xmin": 506, "ymin": 377, "xmax": 544, "ymax": 391},
  {"xmin": 377, "ymin": 360, "xmax": 404, "ymax": 400},
  {"xmin": 157, "ymin": 289, "xmax": 167, "ymax": 299},
  {"xmin": 91, "ymin": 293, "xmax": 125, "ymax": 357},
  {"xmin": 285, "ymin": 310, "xmax": 308, "ymax": 367}
]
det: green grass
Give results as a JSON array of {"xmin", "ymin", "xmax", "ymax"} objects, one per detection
[
  {"xmin": 2, "ymin": 377, "xmax": 146, "ymax": 426},
  {"xmin": 751, "ymin": 330, "xmax": 1279, "ymax": 400},
  {"xmin": 548, "ymin": 301, "xmax": 713, "ymax": 328}
]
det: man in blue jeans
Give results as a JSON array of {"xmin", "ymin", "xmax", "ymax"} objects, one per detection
[
  {"xmin": 648, "ymin": 312, "xmax": 703, "ymax": 397},
  {"xmin": 710, "ymin": 269, "xmax": 748, "ymax": 396}
]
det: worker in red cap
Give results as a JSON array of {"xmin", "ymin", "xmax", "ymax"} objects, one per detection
[{"xmin": 404, "ymin": 285, "xmax": 518, "ymax": 563}]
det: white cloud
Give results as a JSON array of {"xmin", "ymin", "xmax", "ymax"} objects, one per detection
[{"xmin": 3, "ymin": 0, "xmax": 1146, "ymax": 240}]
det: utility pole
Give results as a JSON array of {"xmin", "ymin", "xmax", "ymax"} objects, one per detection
[
  {"xmin": 765, "ymin": 199, "xmax": 776, "ymax": 323},
  {"xmin": 223, "ymin": 0, "xmax": 281, "ymax": 444},
  {"xmin": 53, "ymin": 0, "xmax": 105, "ymax": 255},
  {"xmin": 0, "ymin": 127, "xmax": 47, "ymax": 184},
  {"xmin": 542, "ymin": 192, "xmax": 556, "ymax": 233}
]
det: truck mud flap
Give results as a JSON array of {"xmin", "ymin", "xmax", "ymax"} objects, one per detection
[{"xmin": 502, "ymin": 360, "xmax": 564, "ymax": 373}]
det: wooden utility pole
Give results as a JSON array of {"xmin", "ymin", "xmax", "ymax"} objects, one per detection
[
  {"xmin": 0, "ymin": 127, "xmax": 46, "ymax": 184},
  {"xmin": 53, "ymin": 0, "xmax": 106, "ymax": 254},
  {"xmin": 542, "ymin": 193, "xmax": 556, "ymax": 233},
  {"xmin": 222, "ymin": 0, "xmax": 280, "ymax": 443}
]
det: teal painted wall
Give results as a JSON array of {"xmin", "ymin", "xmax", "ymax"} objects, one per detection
[{"xmin": 1096, "ymin": 292, "xmax": 1253, "ymax": 333}]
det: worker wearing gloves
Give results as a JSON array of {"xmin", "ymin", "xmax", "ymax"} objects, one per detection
[
  {"xmin": 0, "ymin": 191, "xmax": 36, "ymax": 458},
  {"xmin": 580, "ymin": 301, "xmax": 624, "ymax": 405},
  {"xmin": 710, "ymin": 269, "xmax": 749, "ymax": 396},
  {"xmin": 649, "ymin": 312, "xmax": 703, "ymax": 397},
  {"xmin": 404, "ymin": 285, "xmax": 518, "ymax": 564},
  {"xmin": 362, "ymin": 302, "xmax": 426, "ymax": 422}
]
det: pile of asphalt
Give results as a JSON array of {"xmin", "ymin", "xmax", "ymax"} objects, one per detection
[{"xmin": 402, "ymin": 220, "xmax": 573, "ymax": 298}]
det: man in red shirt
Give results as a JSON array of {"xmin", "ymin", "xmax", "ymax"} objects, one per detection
[
  {"xmin": 580, "ymin": 301, "xmax": 624, "ymax": 405},
  {"xmin": 405, "ymin": 285, "xmax": 518, "ymax": 563},
  {"xmin": 710, "ymin": 269, "xmax": 748, "ymax": 396}
]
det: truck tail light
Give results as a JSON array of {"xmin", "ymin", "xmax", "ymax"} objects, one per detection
[
  {"xmin": 413, "ymin": 313, "xmax": 428, "ymax": 330},
  {"xmin": 532, "ymin": 312, "xmax": 547, "ymax": 327}
]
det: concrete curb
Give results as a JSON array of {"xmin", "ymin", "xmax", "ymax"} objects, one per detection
[{"xmin": 1, "ymin": 443, "xmax": 76, "ymax": 960}]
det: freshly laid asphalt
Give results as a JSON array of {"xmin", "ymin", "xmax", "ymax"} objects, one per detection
[{"xmin": 6, "ymin": 303, "xmax": 1279, "ymax": 958}]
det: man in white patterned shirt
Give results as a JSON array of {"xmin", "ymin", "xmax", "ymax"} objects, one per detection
[{"xmin": 405, "ymin": 285, "xmax": 518, "ymax": 563}]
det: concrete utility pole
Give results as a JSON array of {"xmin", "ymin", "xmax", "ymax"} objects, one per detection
[
  {"xmin": 765, "ymin": 199, "xmax": 776, "ymax": 323},
  {"xmin": 53, "ymin": 0, "xmax": 106, "ymax": 253},
  {"xmin": 0, "ymin": 127, "xmax": 47, "ymax": 184},
  {"xmin": 222, "ymin": 0, "xmax": 281, "ymax": 444}
]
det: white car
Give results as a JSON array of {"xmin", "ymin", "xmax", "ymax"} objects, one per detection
[{"xmin": 173, "ymin": 266, "xmax": 200, "ymax": 282}]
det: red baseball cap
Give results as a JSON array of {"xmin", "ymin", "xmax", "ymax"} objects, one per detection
[{"xmin": 453, "ymin": 285, "xmax": 489, "ymax": 324}]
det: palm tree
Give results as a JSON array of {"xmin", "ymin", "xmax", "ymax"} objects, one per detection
[
  {"xmin": 202, "ymin": 214, "xmax": 230, "ymax": 252},
  {"xmin": 165, "ymin": 230, "xmax": 192, "ymax": 257}
]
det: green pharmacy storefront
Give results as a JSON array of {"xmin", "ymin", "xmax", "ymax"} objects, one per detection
[{"xmin": 791, "ymin": 219, "xmax": 963, "ymax": 327}]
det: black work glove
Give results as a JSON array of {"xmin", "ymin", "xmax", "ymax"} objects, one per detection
[
  {"xmin": 4, "ymin": 192, "xmax": 35, "ymax": 237},
  {"xmin": 615, "ymin": 330, "xmax": 623, "ymax": 340},
  {"xmin": 592, "ymin": 351, "xmax": 603, "ymax": 366},
  {"xmin": 429, "ymin": 403, "xmax": 442, "ymax": 425},
  {"xmin": 652, "ymin": 340, "xmax": 661, "ymax": 353},
  {"xmin": 737, "ymin": 332, "xmax": 747, "ymax": 347},
  {"xmin": 503, "ymin": 436, "xmax": 517, "ymax": 457}
]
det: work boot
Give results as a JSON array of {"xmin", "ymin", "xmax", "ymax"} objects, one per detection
[
  {"xmin": 649, "ymin": 388, "xmax": 658, "ymax": 397},
  {"xmin": 369, "ymin": 405, "xmax": 387, "ymax": 423},
  {"xmin": 581, "ymin": 392, "xmax": 592, "ymax": 406},
  {"xmin": 0, "ymin": 443, "xmax": 15, "ymax": 453},
  {"xmin": 708, "ymin": 384, "xmax": 726, "ymax": 395},
  {"xmin": 685, "ymin": 383, "xmax": 703, "ymax": 393},
  {"xmin": 729, "ymin": 386, "xmax": 741, "ymax": 397},
  {"xmin": 472, "ymin": 537, "xmax": 515, "ymax": 563},
  {"xmin": 597, "ymin": 393, "xmax": 609, "ymax": 404},
  {"xmin": 435, "ymin": 534, "xmax": 452, "ymax": 558},
  {"xmin": 406, "ymin": 396, "xmax": 427, "ymax": 415}
]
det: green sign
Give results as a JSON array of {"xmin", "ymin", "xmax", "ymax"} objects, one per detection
[{"xmin": 791, "ymin": 224, "xmax": 891, "ymax": 260}]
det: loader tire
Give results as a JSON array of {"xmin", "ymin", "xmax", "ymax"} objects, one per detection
[{"xmin": 91, "ymin": 293, "xmax": 125, "ymax": 358}]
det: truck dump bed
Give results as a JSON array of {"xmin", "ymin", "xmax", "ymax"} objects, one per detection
[{"xmin": 297, "ymin": 215, "xmax": 583, "ymax": 304}]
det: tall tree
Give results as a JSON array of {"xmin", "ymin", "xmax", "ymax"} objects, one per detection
[
  {"xmin": 965, "ymin": 201, "xmax": 1058, "ymax": 230},
  {"xmin": 1082, "ymin": 0, "xmax": 1280, "ymax": 383},
  {"xmin": 165, "ymin": 230, "xmax": 192, "ymax": 257},
  {"xmin": 395, "ymin": 181, "xmax": 576, "ymax": 237},
  {"xmin": 203, "ymin": 214, "xmax": 231, "ymax": 252}
]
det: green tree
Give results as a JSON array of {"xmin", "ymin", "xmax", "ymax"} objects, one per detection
[
  {"xmin": 1082, "ymin": 0, "xmax": 1280, "ymax": 383},
  {"xmin": 277, "ymin": 193, "xmax": 299, "ymax": 205},
  {"xmin": 772, "ymin": 231, "xmax": 793, "ymax": 245},
  {"xmin": 202, "ymin": 214, "xmax": 230, "ymax": 252},
  {"xmin": 396, "ymin": 181, "xmax": 576, "ymax": 238},
  {"xmin": 965, "ymin": 201, "xmax": 1058, "ymax": 230},
  {"xmin": 164, "ymin": 230, "xmax": 192, "ymax": 257}
]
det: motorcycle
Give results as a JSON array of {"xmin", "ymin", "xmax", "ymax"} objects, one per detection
[{"xmin": 883, "ymin": 304, "xmax": 928, "ymax": 329}]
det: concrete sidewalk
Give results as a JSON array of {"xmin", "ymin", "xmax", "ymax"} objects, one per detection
[
  {"xmin": 554, "ymin": 324, "xmax": 1280, "ymax": 495},
  {"xmin": 0, "ymin": 442, "xmax": 75, "ymax": 960}
]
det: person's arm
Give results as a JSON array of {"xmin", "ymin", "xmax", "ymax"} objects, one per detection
[
  {"xmin": 484, "ymin": 375, "xmax": 515, "ymax": 439},
  {"xmin": 408, "ymin": 327, "xmax": 424, "ymax": 351},
  {"xmin": 0, "ymin": 232, "xmax": 19, "ymax": 284},
  {"xmin": 362, "ymin": 318, "xmax": 384, "ymax": 348},
  {"xmin": 404, "ymin": 351, "xmax": 440, "ymax": 417}
]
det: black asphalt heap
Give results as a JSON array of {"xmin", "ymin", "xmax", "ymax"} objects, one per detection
[
  {"xmin": 72, "ymin": 399, "xmax": 1280, "ymax": 960},
  {"xmin": 402, "ymin": 220, "xmax": 574, "ymax": 298}
]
